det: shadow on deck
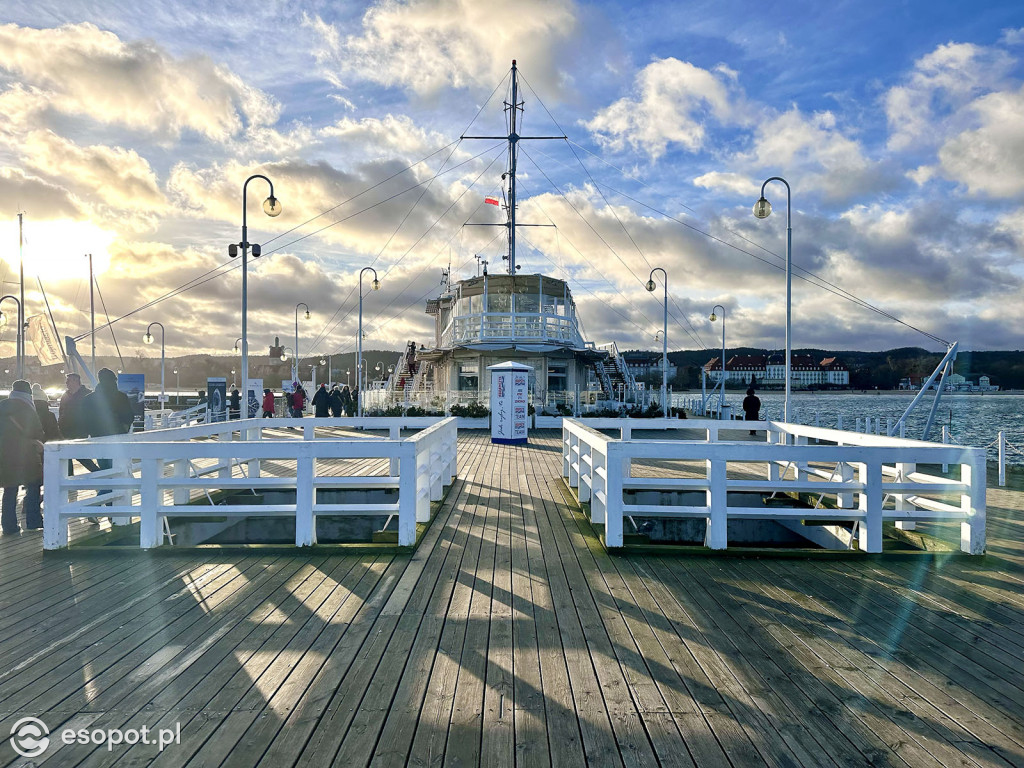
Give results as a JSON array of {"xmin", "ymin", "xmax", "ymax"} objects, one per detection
[{"xmin": 1, "ymin": 430, "xmax": 1023, "ymax": 766}]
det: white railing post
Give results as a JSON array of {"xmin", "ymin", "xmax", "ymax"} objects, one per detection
[
  {"xmin": 579, "ymin": 440, "xmax": 592, "ymax": 504},
  {"xmin": 139, "ymin": 458, "xmax": 163, "ymax": 549},
  {"xmin": 590, "ymin": 443, "xmax": 606, "ymax": 525},
  {"xmin": 110, "ymin": 456, "xmax": 133, "ymax": 526},
  {"xmin": 858, "ymin": 462, "xmax": 882, "ymax": 553},
  {"xmin": 247, "ymin": 424, "xmax": 261, "ymax": 478},
  {"xmin": 894, "ymin": 461, "xmax": 916, "ymax": 531},
  {"xmin": 43, "ymin": 446, "xmax": 67, "ymax": 550},
  {"xmin": 173, "ymin": 459, "xmax": 189, "ymax": 506},
  {"xmin": 961, "ymin": 453, "xmax": 986, "ymax": 555},
  {"xmin": 399, "ymin": 443, "xmax": 417, "ymax": 545},
  {"xmin": 706, "ymin": 455, "xmax": 727, "ymax": 550},
  {"xmin": 604, "ymin": 442, "xmax": 623, "ymax": 547},
  {"xmin": 837, "ymin": 461, "xmax": 854, "ymax": 509},
  {"xmin": 295, "ymin": 455, "xmax": 315, "ymax": 547},
  {"xmin": 941, "ymin": 426, "xmax": 950, "ymax": 473},
  {"xmin": 999, "ymin": 431, "xmax": 1006, "ymax": 487},
  {"xmin": 390, "ymin": 424, "xmax": 401, "ymax": 476}
]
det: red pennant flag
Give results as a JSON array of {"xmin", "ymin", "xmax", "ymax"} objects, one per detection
[{"xmin": 485, "ymin": 196, "xmax": 500, "ymax": 206}]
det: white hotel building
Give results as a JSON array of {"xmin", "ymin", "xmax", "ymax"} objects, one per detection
[{"xmin": 704, "ymin": 354, "xmax": 850, "ymax": 388}]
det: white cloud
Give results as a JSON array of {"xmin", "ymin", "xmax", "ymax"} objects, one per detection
[
  {"xmin": 885, "ymin": 41, "xmax": 1014, "ymax": 150},
  {"xmin": 21, "ymin": 131, "xmax": 166, "ymax": 212},
  {"xmin": 741, "ymin": 108, "xmax": 887, "ymax": 201},
  {"xmin": 935, "ymin": 84, "xmax": 1024, "ymax": 197},
  {"xmin": 0, "ymin": 22, "xmax": 279, "ymax": 142},
  {"xmin": 584, "ymin": 58, "xmax": 743, "ymax": 159},
  {"xmin": 692, "ymin": 172, "xmax": 758, "ymax": 197},
  {"xmin": 308, "ymin": 0, "xmax": 579, "ymax": 97}
]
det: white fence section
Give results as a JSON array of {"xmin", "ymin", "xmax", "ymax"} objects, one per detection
[
  {"xmin": 43, "ymin": 417, "xmax": 458, "ymax": 550},
  {"xmin": 562, "ymin": 418, "xmax": 986, "ymax": 554}
]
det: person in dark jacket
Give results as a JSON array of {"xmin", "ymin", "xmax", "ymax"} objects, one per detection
[
  {"xmin": 82, "ymin": 368, "xmax": 134, "ymax": 510},
  {"xmin": 228, "ymin": 388, "xmax": 241, "ymax": 420},
  {"xmin": 328, "ymin": 385, "xmax": 343, "ymax": 417},
  {"xmin": 59, "ymin": 373, "xmax": 100, "ymax": 473},
  {"xmin": 262, "ymin": 389, "xmax": 275, "ymax": 418},
  {"xmin": 340, "ymin": 385, "xmax": 354, "ymax": 417},
  {"xmin": 742, "ymin": 387, "xmax": 762, "ymax": 436},
  {"xmin": 32, "ymin": 384, "xmax": 61, "ymax": 442},
  {"xmin": 84, "ymin": 369, "xmax": 135, "ymax": 437},
  {"xmin": 312, "ymin": 383, "xmax": 330, "ymax": 417},
  {"xmin": 0, "ymin": 380, "xmax": 44, "ymax": 533}
]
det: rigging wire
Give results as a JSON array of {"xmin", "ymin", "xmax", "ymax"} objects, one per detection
[
  {"xmin": 304, "ymin": 145, "xmax": 506, "ymax": 355},
  {"xmin": 93, "ymin": 277, "xmax": 125, "ymax": 369},
  {"xmin": 321, "ymin": 156, "xmax": 507, "ymax": 356},
  {"xmin": 78, "ymin": 143, "xmax": 506, "ymax": 342},
  {"xmin": 562, "ymin": 138, "xmax": 949, "ymax": 346}
]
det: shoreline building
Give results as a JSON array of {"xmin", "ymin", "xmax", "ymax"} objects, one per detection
[{"xmin": 704, "ymin": 353, "xmax": 850, "ymax": 389}]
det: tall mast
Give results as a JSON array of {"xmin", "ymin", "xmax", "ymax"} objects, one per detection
[
  {"xmin": 506, "ymin": 61, "xmax": 521, "ymax": 275},
  {"xmin": 17, "ymin": 212, "xmax": 24, "ymax": 378},
  {"xmin": 462, "ymin": 60, "xmax": 564, "ymax": 276}
]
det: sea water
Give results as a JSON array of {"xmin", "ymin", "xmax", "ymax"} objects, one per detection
[{"xmin": 674, "ymin": 391, "xmax": 1024, "ymax": 465}]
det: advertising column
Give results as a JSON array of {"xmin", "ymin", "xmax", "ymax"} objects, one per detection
[
  {"xmin": 487, "ymin": 361, "xmax": 532, "ymax": 445},
  {"xmin": 207, "ymin": 377, "xmax": 227, "ymax": 422}
]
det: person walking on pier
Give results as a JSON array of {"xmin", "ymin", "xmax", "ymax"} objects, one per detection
[
  {"xmin": 291, "ymin": 384, "xmax": 306, "ymax": 417},
  {"xmin": 341, "ymin": 385, "xmax": 354, "ymax": 417},
  {"xmin": 228, "ymin": 388, "xmax": 241, "ymax": 420},
  {"xmin": 0, "ymin": 380, "xmax": 45, "ymax": 534},
  {"xmin": 59, "ymin": 373, "xmax": 100, "ymax": 473},
  {"xmin": 262, "ymin": 388, "xmax": 275, "ymax": 418},
  {"xmin": 312, "ymin": 383, "xmax": 330, "ymax": 418},
  {"xmin": 83, "ymin": 368, "xmax": 135, "ymax": 513},
  {"xmin": 329, "ymin": 385, "xmax": 343, "ymax": 417},
  {"xmin": 743, "ymin": 387, "xmax": 762, "ymax": 436},
  {"xmin": 32, "ymin": 384, "xmax": 61, "ymax": 442}
]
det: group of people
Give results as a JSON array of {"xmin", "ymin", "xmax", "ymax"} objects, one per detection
[
  {"xmin": 254, "ymin": 383, "xmax": 359, "ymax": 418},
  {"xmin": 1, "ymin": 368, "xmax": 133, "ymax": 535}
]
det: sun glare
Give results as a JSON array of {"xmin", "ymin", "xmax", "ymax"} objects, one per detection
[{"xmin": 0, "ymin": 219, "xmax": 116, "ymax": 282}]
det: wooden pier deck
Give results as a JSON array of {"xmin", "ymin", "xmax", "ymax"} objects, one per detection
[{"xmin": 3, "ymin": 430, "xmax": 1024, "ymax": 766}]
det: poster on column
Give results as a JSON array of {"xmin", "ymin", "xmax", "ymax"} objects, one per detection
[
  {"xmin": 488, "ymin": 361, "xmax": 532, "ymax": 445},
  {"xmin": 207, "ymin": 377, "xmax": 227, "ymax": 422},
  {"xmin": 245, "ymin": 378, "xmax": 263, "ymax": 418},
  {"xmin": 117, "ymin": 373, "xmax": 145, "ymax": 427}
]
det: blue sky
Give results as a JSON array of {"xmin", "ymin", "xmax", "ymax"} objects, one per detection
[{"xmin": 0, "ymin": 0, "xmax": 1022, "ymax": 363}]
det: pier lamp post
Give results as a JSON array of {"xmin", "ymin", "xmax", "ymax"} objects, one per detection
[
  {"xmin": 231, "ymin": 369, "xmax": 236, "ymax": 389},
  {"xmin": 645, "ymin": 268, "xmax": 669, "ymax": 417},
  {"xmin": 143, "ymin": 321, "xmax": 166, "ymax": 407},
  {"xmin": 375, "ymin": 362, "xmax": 383, "ymax": 383},
  {"xmin": 709, "ymin": 306, "xmax": 726, "ymax": 416},
  {"xmin": 346, "ymin": 369, "xmax": 351, "ymax": 387},
  {"xmin": 319, "ymin": 355, "xmax": 332, "ymax": 384},
  {"xmin": 753, "ymin": 177, "xmax": 792, "ymax": 423},
  {"xmin": 0, "ymin": 295, "xmax": 23, "ymax": 379},
  {"xmin": 230, "ymin": 174, "xmax": 282, "ymax": 403},
  {"xmin": 232, "ymin": 337, "xmax": 242, "ymax": 355},
  {"xmin": 173, "ymin": 368, "xmax": 179, "ymax": 404},
  {"xmin": 357, "ymin": 267, "xmax": 381, "ymax": 417},
  {"xmin": 294, "ymin": 303, "xmax": 310, "ymax": 383}
]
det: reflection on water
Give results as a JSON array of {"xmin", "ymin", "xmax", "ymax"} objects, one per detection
[{"xmin": 675, "ymin": 391, "xmax": 1024, "ymax": 464}]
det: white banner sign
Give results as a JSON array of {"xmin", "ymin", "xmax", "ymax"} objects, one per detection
[{"xmin": 27, "ymin": 314, "xmax": 63, "ymax": 366}]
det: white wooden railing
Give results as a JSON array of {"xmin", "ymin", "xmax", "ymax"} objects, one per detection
[
  {"xmin": 562, "ymin": 418, "xmax": 985, "ymax": 554},
  {"xmin": 43, "ymin": 417, "xmax": 457, "ymax": 550}
]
